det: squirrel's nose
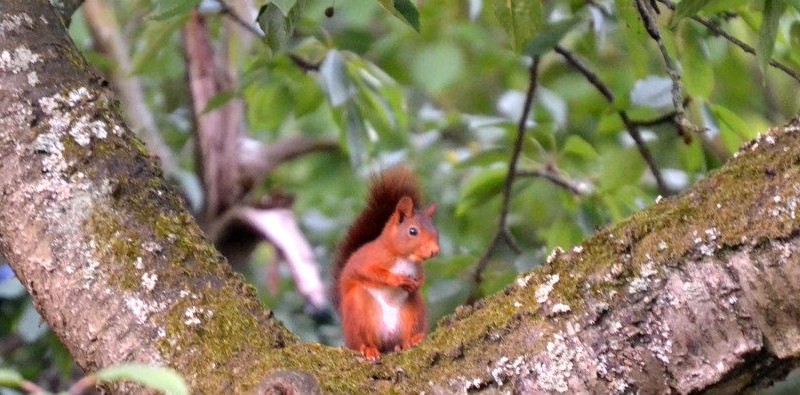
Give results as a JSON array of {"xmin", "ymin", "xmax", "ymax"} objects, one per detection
[{"xmin": 430, "ymin": 244, "xmax": 440, "ymax": 257}]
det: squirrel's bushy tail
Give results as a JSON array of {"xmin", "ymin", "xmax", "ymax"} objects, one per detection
[{"xmin": 331, "ymin": 166, "xmax": 421, "ymax": 306}]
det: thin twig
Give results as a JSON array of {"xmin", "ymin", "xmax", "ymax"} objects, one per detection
[
  {"xmin": 84, "ymin": 0, "xmax": 182, "ymax": 179},
  {"xmin": 219, "ymin": 1, "xmax": 265, "ymax": 38},
  {"xmin": 19, "ymin": 379, "xmax": 48, "ymax": 394},
  {"xmin": 289, "ymin": 54, "xmax": 321, "ymax": 72},
  {"xmin": 468, "ymin": 57, "xmax": 541, "ymax": 304},
  {"xmin": 629, "ymin": 111, "xmax": 677, "ymax": 127},
  {"xmin": 555, "ymin": 46, "xmax": 670, "ymax": 195},
  {"xmin": 518, "ymin": 167, "xmax": 590, "ymax": 196},
  {"xmin": 67, "ymin": 375, "xmax": 97, "ymax": 395},
  {"xmin": 635, "ymin": 0, "xmax": 696, "ymax": 141},
  {"xmin": 657, "ymin": 0, "xmax": 800, "ymax": 84},
  {"xmin": 585, "ymin": 0, "xmax": 613, "ymax": 19}
]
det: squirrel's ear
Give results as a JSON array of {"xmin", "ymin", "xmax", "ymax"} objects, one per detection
[
  {"xmin": 424, "ymin": 203, "xmax": 437, "ymax": 218},
  {"xmin": 395, "ymin": 196, "xmax": 414, "ymax": 223}
]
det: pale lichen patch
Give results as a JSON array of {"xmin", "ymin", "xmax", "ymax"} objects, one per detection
[
  {"xmin": 516, "ymin": 273, "xmax": 534, "ymax": 288},
  {"xmin": 546, "ymin": 247, "xmax": 565, "ymax": 264},
  {"xmin": 489, "ymin": 356, "xmax": 527, "ymax": 386},
  {"xmin": 142, "ymin": 272, "xmax": 158, "ymax": 291},
  {"xmin": 0, "ymin": 46, "xmax": 41, "ymax": 73},
  {"xmin": 534, "ymin": 333, "xmax": 574, "ymax": 393},
  {"xmin": 0, "ymin": 13, "xmax": 34, "ymax": 34},
  {"xmin": 184, "ymin": 306, "xmax": 214, "ymax": 326},
  {"xmin": 126, "ymin": 296, "xmax": 149, "ymax": 324},
  {"xmin": 536, "ymin": 274, "xmax": 560, "ymax": 303}
]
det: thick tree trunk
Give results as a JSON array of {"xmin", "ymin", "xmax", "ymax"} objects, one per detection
[{"xmin": 2, "ymin": 1, "xmax": 800, "ymax": 393}]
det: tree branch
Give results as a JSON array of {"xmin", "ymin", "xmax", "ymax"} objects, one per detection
[
  {"xmin": 219, "ymin": 0, "xmax": 265, "ymax": 39},
  {"xmin": 469, "ymin": 57, "xmax": 541, "ymax": 303},
  {"xmin": 635, "ymin": 0, "xmax": 699, "ymax": 141},
  {"xmin": 517, "ymin": 166, "xmax": 592, "ymax": 196},
  {"xmin": 52, "ymin": 0, "xmax": 85, "ymax": 23},
  {"xmin": 209, "ymin": 205, "xmax": 329, "ymax": 311},
  {"xmin": 238, "ymin": 135, "xmax": 339, "ymax": 189},
  {"xmin": 83, "ymin": 0, "xmax": 181, "ymax": 180},
  {"xmin": 184, "ymin": 10, "xmax": 244, "ymax": 222},
  {"xmin": 658, "ymin": 0, "xmax": 800, "ymax": 84},
  {"xmin": 555, "ymin": 45, "xmax": 670, "ymax": 195}
]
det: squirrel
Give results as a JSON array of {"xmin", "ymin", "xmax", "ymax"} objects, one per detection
[{"xmin": 332, "ymin": 166, "xmax": 440, "ymax": 360}]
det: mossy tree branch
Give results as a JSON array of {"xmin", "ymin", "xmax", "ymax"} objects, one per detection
[{"xmin": 2, "ymin": 1, "xmax": 800, "ymax": 393}]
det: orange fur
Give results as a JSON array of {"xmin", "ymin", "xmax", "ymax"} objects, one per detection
[{"xmin": 333, "ymin": 166, "xmax": 439, "ymax": 360}]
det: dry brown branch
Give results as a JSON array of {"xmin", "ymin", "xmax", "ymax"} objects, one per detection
[
  {"xmin": 209, "ymin": 206, "xmax": 328, "ymax": 310},
  {"xmin": 469, "ymin": 57, "xmax": 541, "ymax": 303},
  {"xmin": 83, "ymin": 0, "xmax": 181, "ymax": 179},
  {"xmin": 238, "ymin": 135, "xmax": 339, "ymax": 188},
  {"xmin": 184, "ymin": 11, "xmax": 244, "ymax": 222}
]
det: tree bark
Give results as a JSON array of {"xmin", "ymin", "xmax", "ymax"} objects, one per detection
[{"xmin": 2, "ymin": 1, "xmax": 800, "ymax": 393}]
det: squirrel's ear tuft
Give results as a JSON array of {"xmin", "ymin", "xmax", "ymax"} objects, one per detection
[
  {"xmin": 396, "ymin": 196, "xmax": 414, "ymax": 222},
  {"xmin": 424, "ymin": 203, "xmax": 437, "ymax": 218}
]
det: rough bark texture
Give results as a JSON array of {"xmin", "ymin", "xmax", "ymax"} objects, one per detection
[{"xmin": 2, "ymin": 1, "xmax": 800, "ymax": 394}]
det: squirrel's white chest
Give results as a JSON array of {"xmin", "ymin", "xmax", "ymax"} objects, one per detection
[{"xmin": 366, "ymin": 259, "xmax": 418, "ymax": 335}]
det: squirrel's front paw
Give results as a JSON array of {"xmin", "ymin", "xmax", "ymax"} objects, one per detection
[
  {"xmin": 402, "ymin": 333, "xmax": 425, "ymax": 350},
  {"xmin": 360, "ymin": 345, "xmax": 381, "ymax": 361},
  {"xmin": 399, "ymin": 277, "xmax": 421, "ymax": 293}
]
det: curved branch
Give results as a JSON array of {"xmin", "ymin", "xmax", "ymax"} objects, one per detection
[
  {"xmin": 469, "ymin": 57, "xmax": 541, "ymax": 303},
  {"xmin": 658, "ymin": 0, "xmax": 800, "ymax": 84},
  {"xmin": 209, "ymin": 205, "xmax": 329, "ymax": 311},
  {"xmin": 517, "ymin": 167, "xmax": 592, "ymax": 196},
  {"xmin": 238, "ymin": 135, "xmax": 339, "ymax": 187},
  {"xmin": 83, "ymin": 0, "xmax": 181, "ymax": 180},
  {"xmin": 184, "ymin": 10, "xmax": 244, "ymax": 221},
  {"xmin": 555, "ymin": 45, "xmax": 670, "ymax": 195}
]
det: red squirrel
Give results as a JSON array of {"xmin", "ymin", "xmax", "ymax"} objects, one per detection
[{"xmin": 332, "ymin": 166, "xmax": 440, "ymax": 360}]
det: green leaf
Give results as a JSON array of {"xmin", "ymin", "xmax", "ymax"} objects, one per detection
[
  {"xmin": 290, "ymin": 74, "xmax": 324, "ymax": 117},
  {"xmin": 202, "ymin": 91, "xmax": 236, "ymax": 114},
  {"xmin": 271, "ymin": 0, "xmax": 298, "ymax": 16},
  {"xmin": 679, "ymin": 136, "xmax": 706, "ymax": 174},
  {"xmin": 457, "ymin": 148, "xmax": 509, "ymax": 168},
  {"xmin": 151, "ymin": 0, "xmax": 200, "ymax": 20},
  {"xmin": 614, "ymin": 0, "xmax": 649, "ymax": 76},
  {"xmin": 541, "ymin": 218, "xmax": 584, "ymax": 250},
  {"xmin": 411, "ymin": 43, "xmax": 465, "ymax": 94},
  {"xmin": 680, "ymin": 28, "xmax": 715, "ymax": 98},
  {"xmin": 595, "ymin": 110, "xmax": 625, "ymax": 135},
  {"xmin": 670, "ymin": 0, "xmax": 713, "ymax": 27},
  {"xmin": 319, "ymin": 50, "xmax": 355, "ymax": 107},
  {"xmin": 531, "ymin": 127, "xmax": 557, "ymax": 152},
  {"xmin": 523, "ymin": 18, "xmax": 580, "ymax": 58},
  {"xmin": 598, "ymin": 147, "xmax": 646, "ymax": 191},
  {"xmin": 702, "ymin": 0, "xmax": 749, "ymax": 14},
  {"xmin": 258, "ymin": 4, "xmax": 292, "ymax": 53},
  {"xmin": 710, "ymin": 104, "xmax": 754, "ymax": 151},
  {"xmin": 710, "ymin": 104, "xmax": 752, "ymax": 139},
  {"xmin": 95, "ymin": 364, "xmax": 189, "ymax": 395},
  {"xmin": 340, "ymin": 102, "xmax": 369, "ymax": 167},
  {"xmin": 376, "ymin": 0, "xmax": 421, "ymax": 31},
  {"xmin": 457, "ymin": 167, "xmax": 507, "ymax": 216},
  {"xmin": 786, "ymin": 0, "xmax": 800, "ymax": 12},
  {"xmin": 131, "ymin": 15, "xmax": 190, "ymax": 74},
  {"xmin": 0, "ymin": 369, "xmax": 24, "ymax": 387},
  {"xmin": 562, "ymin": 135, "xmax": 599, "ymax": 160},
  {"xmin": 757, "ymin": 0, "xmax": 786, "ymax": 75},
  {"xmin": 492, "ymin": 0, "xmax": 545, "ymax": 52},
  {"xmin": 522, "ymin": 134, "xmax": 547, "ymax": 160}
]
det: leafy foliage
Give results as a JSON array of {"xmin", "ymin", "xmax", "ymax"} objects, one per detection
[{"xmin": 95, "ymin": 364, "xmax": 189, "ymax": 395}]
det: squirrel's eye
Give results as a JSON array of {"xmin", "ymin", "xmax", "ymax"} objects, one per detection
[{"xmin": 409, "ymin": 227, "xmax": 418, "ymax": 236}]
